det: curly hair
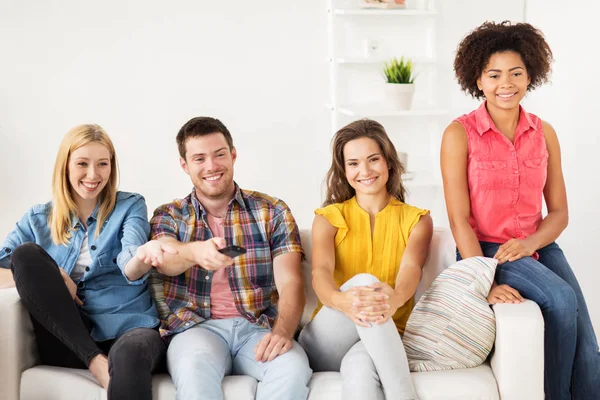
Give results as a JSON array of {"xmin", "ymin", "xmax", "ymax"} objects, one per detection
[
  {"xmin": 323, "ymin": 119, "xmax": 406, "ymax": 206},
  {"xmin": 454, "ymin": 21, "xmax": 553, "ymax": 99}
]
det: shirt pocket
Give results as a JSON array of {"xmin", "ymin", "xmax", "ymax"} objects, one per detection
[
  {"xmin": 523, "ymin": 157, "xmax": 548, "ymax": 189},
  {"xmin": 475, "ymin": 159, "xmax": 511, "ymax": 190},
  {"xmin": 97, "ymin": 247, "xmax": 121, "ymax": 272}
]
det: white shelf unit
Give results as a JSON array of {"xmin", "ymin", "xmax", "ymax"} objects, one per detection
[{"xmin": 326, "ymin": 0, "xmax": 444, "ymax": 201}]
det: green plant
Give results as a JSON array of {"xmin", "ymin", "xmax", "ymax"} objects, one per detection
[{"xmin": 383, "ymin": 57, "xmax": 415, "ymax": 84}]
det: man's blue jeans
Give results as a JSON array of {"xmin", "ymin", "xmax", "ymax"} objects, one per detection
[
  {"xmin": 167, "ymin": 317, "xmax": 311, "ymax": 400},
  {"xmin": 459, "ymin": 242, "xmax": 600, "ymax": 399}
]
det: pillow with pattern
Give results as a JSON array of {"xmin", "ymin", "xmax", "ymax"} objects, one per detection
[{"xmin": 403, "ymin": 256, "xmax": 498, "ymax": 371}]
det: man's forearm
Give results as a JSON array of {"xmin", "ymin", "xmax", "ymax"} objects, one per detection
[
  {"xmin": 273, "ymin": 280, "xmax": 305, "ymax": 338},
  {"xmin": 153, "ymin": 241, "xmax": 197, "ymax": 276}
]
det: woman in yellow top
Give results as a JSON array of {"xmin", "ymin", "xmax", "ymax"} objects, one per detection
[{"xmin": 299, "ymin": 119, "xmax": 433, "ymax": 400}]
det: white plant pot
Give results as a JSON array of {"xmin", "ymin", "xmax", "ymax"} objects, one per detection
[{"xmin": 384, "ymin": 83, "xmax": 415, "ymax": 110}]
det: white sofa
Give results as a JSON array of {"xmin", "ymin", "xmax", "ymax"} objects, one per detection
[{"xmin": 0, "ymin": 228, "xmax": 544, "ymax": 400}]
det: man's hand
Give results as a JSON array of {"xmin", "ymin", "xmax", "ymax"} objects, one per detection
[
  {"xmin": 494, "ymin": 238, "xmax": 537, "ymax": 264},
  {"xmin": 58, "ymin": 268, "xmax": 83, "ymax": 306},
  {"xmin": 192, "ymin": 237, "xmax": 235, "ymax": 271},
  {"xmin": 254, "ymin": 329, "xmax": 293, "ymax": 362},
  {"xmin": 136, "ymin": 240, "xmax": 178, "ymax": 267},
  {"xmin": 487, "ymin": 283, "xmax": 525, "ymax": 304}
]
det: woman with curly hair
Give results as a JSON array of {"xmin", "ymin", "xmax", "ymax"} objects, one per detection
[
  {"xmin": 299, "ymin": 119, "xmax": 433, "ymax": 400},
  {"xmin": 441, "ymin": 21, "xmax": 599, "ymax": 399}
]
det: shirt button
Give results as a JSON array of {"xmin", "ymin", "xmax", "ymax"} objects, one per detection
[
  {"xmin": 85, "ymin": 267, "xmax": 90, "ymax": 272},
  {"xmin": 4, "ymin": 248, "xmax": 10, "ymax": 254},
  {"xmin": 514, "ymin": 170, "xmax": 518, "ymax": 174},
  {"xmin": 77, "ymin": 281, "xmax": 85, "ymax": 289},
  {"xmin": 90, "ymin": 245, "xmax": 97, "ymax": 251},
  {"xmin": 203, "ymin": 302, "xmax": 208, "ymax": 306},
  {"xmin": 185, "ymin": 322, "xmax": 190, "ymax": 327},
  {"xmin": 205, "ymin": 275, "xmax": 210, "ymax": 280}
]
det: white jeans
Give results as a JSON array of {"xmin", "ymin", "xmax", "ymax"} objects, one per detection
[
  {"xmin": 167, "ymin": 317, "xmax": 311, "ymax": 400},
  {"xmin": 299, "ymin": 273, "xmax": 418, "ymax": 400}
]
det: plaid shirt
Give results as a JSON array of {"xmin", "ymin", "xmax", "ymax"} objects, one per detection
[{"xmin": 149, "ymin": 184, "xmax": 303, "ymax": 338}]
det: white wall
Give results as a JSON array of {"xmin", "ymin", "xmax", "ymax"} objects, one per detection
[
  {"xmin": 525, "ymin": 0, "xmax": 600, "ymax": 337},
  {"xmin": 0, "ymin": 0, "xmax": 330, "ymax": 231},
  {"xmin": 1, "ymin": 0, "xmax": 598, "ymax": 333}
]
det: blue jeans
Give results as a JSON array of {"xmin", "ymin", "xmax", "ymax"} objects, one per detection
[
  {"xmin": 167, "ymin": 317, "xmax": 311, "ymax": 400},
  {"xmin": 459, "ymin": 242, "xmax": 600, "ymax": 400}
]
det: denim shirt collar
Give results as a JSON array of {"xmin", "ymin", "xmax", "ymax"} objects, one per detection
[
  {"xmin": 69, "ymin": 202, "xmax": 100, "ymax": 230},
  {"xmin": 190, "ymin": 182, "xmax": 246, "ymax": 218}
]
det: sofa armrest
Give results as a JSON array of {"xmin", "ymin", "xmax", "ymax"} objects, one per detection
[
  {"xmin": 490, "ymin": 300, "xmax": 544, "ymax": 400},
  {"xmin": 0, "ymin": 288, "xmax": 39, "ymax": 400}
]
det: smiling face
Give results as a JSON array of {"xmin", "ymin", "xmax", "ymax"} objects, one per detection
[
  {"xmin": 478, "ymin": 51, "xmax": 531, "ymax": 111},
  {"xmin": 343, "ymin": 137, "xmax": 389, "ymax": 197},
  {"xmin": 180, "ymin": 132, "xmax": 237, "ymax": 202},
  {"xmin": 67, "ymin": 142, "xmax": 112, "ymax": 208}
]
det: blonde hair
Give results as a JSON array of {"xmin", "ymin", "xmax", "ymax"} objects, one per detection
[
  {"xmin": 50, "ymin": 124, "xmax": 118, "ymax": 245},
  {"xmin": 324, "ymin": 119, "xmax": 406, "ymax": 206}
]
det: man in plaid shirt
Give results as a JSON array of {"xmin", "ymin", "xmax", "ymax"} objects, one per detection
[{"xmin": 141, "ymin": 117, "xmax": 311, "ymax": 400}]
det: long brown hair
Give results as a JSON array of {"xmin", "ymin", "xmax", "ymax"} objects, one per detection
[
  {"xmin": 323, "ymin": 119, "xmax": 406, "ymax": 206},
  {"xmin": 50, "ymin": 124, "xmax": 118, "ymax": 245}
]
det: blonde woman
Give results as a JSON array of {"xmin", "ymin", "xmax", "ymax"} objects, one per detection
[
  {"xmin": 0, "ymin": 125, "xmax": 170, "ymax": 400},
  {"xmin": 299, "ymin": 119, "xmax": 432, "ymax": 400}
]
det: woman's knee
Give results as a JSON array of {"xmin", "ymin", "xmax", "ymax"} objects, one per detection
[
  {"xmin": 341, "ymin": 274, "xmax": 380, "ymax": 291},
  {"xmin": 546, "ymin": 282, "xmax": 578, "ymax": 314},
  {"xmin": 11, "ymin": 243, "xmax": 49, "ymax": 278},
  {"xmin": 109, "ymin": 329, "xmax": 165, "ymax": 369}
]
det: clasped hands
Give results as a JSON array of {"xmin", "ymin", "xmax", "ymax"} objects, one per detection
[{"xmin": 336, "ymin": 282, "xmax": 402, "ymax": 328}]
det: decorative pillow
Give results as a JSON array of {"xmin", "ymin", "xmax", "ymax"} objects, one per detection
[{"xmin": 403, "ymin": 256, "xmax": 498, "ymax": 372}]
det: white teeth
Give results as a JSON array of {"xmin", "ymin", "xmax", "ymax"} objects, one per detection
[
  {"xmin": 359, "ymin": 177, "xmax": 377, "ymax": 185},
  {"xmin": 497, "ymin": 93, "xmax": 515, "ymax": 98},
  {"xmin": 82, "ymin": 182, "xmax": 99, "ymax": 189},
  {"xmin": 204, "ymin": 174, "xmax": 221, "ymax": 181}
]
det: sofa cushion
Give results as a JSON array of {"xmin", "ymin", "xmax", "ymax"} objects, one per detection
[
  {"xmin": 20, "ymin": 363, "xmax": 499, "ymax": 400},
  {"xmin": 403, "ymin": 256, "xmax": 497, "ymax": 372},
  {"xmin": 20, "ymin": 367, "xmax": 257, "ymax": 400}
]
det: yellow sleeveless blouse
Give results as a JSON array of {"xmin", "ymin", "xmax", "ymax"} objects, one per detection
[{"xmin": 313, "ymin": 196, "xmax": 429, "ymax": 334}]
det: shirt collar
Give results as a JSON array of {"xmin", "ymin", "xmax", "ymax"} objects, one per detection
[
  {"xmin": 69, "ymin": 203, "xmax": 100, "ymax": 229},
  {"xmin": 475, "ymin": 101, "xmax": 538, "ymax": 136},
  {"xmin": 190, "ymin": 182, "xmax": 246, "ymax": 218}
]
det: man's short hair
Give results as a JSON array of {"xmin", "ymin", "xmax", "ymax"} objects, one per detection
[{"xmin": 176, "ymin": 117, "xmax": 234, "ymax": 159}]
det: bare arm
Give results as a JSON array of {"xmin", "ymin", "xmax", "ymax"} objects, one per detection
[
  {"xmin": 149, "ymin": 237, "xmax": 233, "ymax": 276},
  {"xmin": 310, "ymin": 214, "xmax": 342, "ymax": 308},
  {"xmin": 272, "ymin": 252, "xmax": 305, "ymax": 338},
  {"xmin": 441, "ymin": 122, "xmax": 483, "ymax": 258},
  {"xmin": 392, "ymin": 214, "xmax": 433, "ymax": 306},
  {"xmin": 527, "ymin": 121, "xmax": 568, "ymax": 248},
  {"xmin": 0, "ymin": 268, "xmax": 15, "ymax": 289},
  {"xmin": 253, "ymin": 251, "xmax": 304, "ymax": 362}
]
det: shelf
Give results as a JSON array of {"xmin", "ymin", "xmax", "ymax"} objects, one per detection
[
  {"xmin": 334, "ymin": 9, "xmax": 438, "ymax": 16},
  {"xmin": 336, "ymin": 105, "xmax": 447, "ymax": 117},
  {"xmin": 335, "ymin": 56, "xmax": 437, "ymax": 65}
]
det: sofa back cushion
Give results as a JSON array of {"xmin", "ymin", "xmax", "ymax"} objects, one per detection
[{"xmin": 403, "ymin": 256, "xmax": 498, "ymax": 371}]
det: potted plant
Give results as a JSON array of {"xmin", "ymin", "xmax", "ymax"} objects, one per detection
[{"xmin": 383, "ymin": 57, "xmax": 416, "ymax": 110}]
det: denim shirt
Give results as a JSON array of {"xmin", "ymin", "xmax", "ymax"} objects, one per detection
[{"xmin": 0, "ymin": 191, "xmax": 159, "ymax": 341}]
